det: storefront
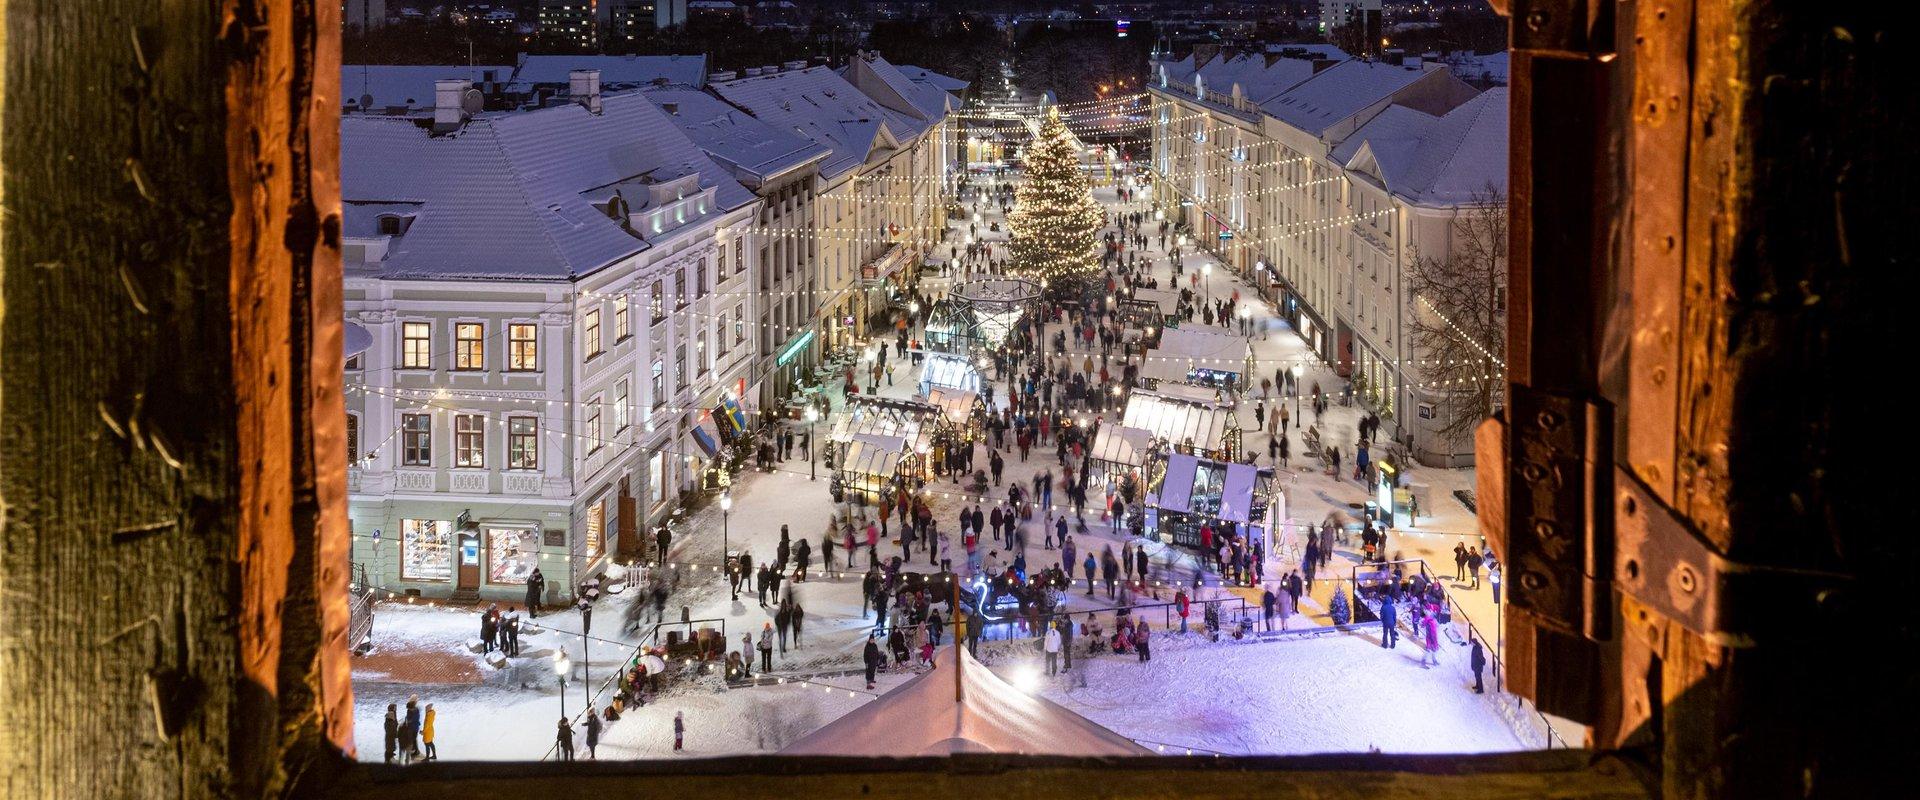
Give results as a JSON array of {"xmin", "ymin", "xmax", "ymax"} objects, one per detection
[{"xmin": 861, "ymin": 245, "xmax": 921, "ymax": 329}]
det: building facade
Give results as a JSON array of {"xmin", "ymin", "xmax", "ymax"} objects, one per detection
[
  {"xmin": 1149, "ymin": 51, "xmax": 1499, "ymax": 466},
  {"xmin": 340, "ymin": 74, "xmax": 760, "ymax": 603}
]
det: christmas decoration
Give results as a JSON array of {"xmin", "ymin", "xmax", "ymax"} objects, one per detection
[
  {"xmin": 1007, "ymin": 107, "xmax": 1105, "ymax": 287},
  {"xmin": 1329, "ymin": 587, "xmax": 1352, "ymax": 625}
]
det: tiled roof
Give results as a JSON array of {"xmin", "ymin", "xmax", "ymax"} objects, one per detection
[
  {"xmin": 341, "ymin": 92, "xmax": 754, "ymax": 281},
  {"xmin": 643, "ymin": 86, "xmax": 830, "ymax": 181},
  {"xmin": 711, "ymin": 66, "xmax": 917, "ymax": 180}
]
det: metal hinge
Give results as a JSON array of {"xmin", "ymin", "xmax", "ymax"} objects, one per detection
[
  {"xmin": 1613, "ymin": 467, "xmax": 1848, "ymax": 648},
  {"xmin": 1504, "ymin": 387, "xmax": 1613, "ymax": 643}
]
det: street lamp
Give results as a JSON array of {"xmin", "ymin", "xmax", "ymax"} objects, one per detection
[
  {"xmin": 804, "ymin": 406, "xmax": 820, "ymax": 482},
  {"xmin": 720, "ymin": 493, "xmax": 734, "ymax": 599},
  {"xmin": 554, "ymin": 652, "xmax": 571, "ymax": 719},
  {"xmin": 1490, "ymin": 569, "xmax": 1503, "ymax": 692},
  {"xmin": 577, "ymin": 600, "xmax": 592, "ymax": 714},
  {"xmin": 1290, "ymin": 364, "xmax": 1304, "ymax": 416}
]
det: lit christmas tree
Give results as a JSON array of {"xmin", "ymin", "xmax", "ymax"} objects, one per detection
[{"xmin": 1008, "ymin": 107, "xmax": 1105, "ymax": 287}]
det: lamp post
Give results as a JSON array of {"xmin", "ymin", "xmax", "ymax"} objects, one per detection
[
  {"xmin": 576, "ymin": 600, "xmax": 592, "ymax": 714},
  {"xmin": 554, "ymin": 651, "xmax": 571, "ymax": 719},
  {"xmin": 805, "ymin": 406, "xmax": 820, "ymax": 482},
  {"xmin": 1490, "ymin": 569, "xmax": 1503, "ymax": 693},
  {"xmin": 720, "ymin": 493, "xmax": 734, "ymax": 599},
  {"xmin": 1290, "ymin": 364, "xmax": 1304, "ymax": 416}
]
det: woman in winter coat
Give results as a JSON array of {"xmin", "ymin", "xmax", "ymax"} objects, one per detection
[
  {"xmin": 757, "ymin": 623, "xmax": 774, "ymax": 672},
  {"xmin": 790, "ymin": 601, "xmax": 805, "ymax": 646},
  {"xmin": 1133, "ymin": 620, "xmax": 1152, "ymax": 662},
  {"xmin": 421, "ymin": 703, "xmax": 437, "ymax": 760},
  {"xmin": 382, "ymin": 704, "xmax": 399, "ymax": 763},
  {"xmin": 584, "ymin": 708, "xmax": 602, "ymax": 760},
  {"xmin": 556, "ymin": 717, "xmax": 575, "ymax": 761},
  {"xmin": 1275, "ymin": 583, "xmax": 1296, "ymax": 630},
  {"xmin": 1420, "ymin": 609, "xmax": 1442, "ymax": 668}
]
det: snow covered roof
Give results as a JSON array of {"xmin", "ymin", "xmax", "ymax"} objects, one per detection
[
  {"xmin": 1260, "ymin": 59, "xmax": 1433, "ymax": 137},
  {"xmin": 1334, "ymin": 88, "xmax": 1508, "ymax": 205},
  {"xmin": 841, "ymin": 54, "xmax": 953, "ymax": 126},
  {"xmin": 783, "ymin": 646, "xmax": 1150, "ymax": 756},
  {"xmin": 342, "ymin": 64, "xmax": 515, "ymax": 112},
  {"xmin": 710, "ymin": 66, "xmax": 919, "ymax": 180},
  {"xmin": 1121, "ymin": 389, "xmax": 1237, "ymax": 449},
  {"xmin": 643, "ymin": 87, "xmax": 830, "ymax": 184},
  {"xmin": 340, "ymin": 92, "xmax": 754, "ymax": 281},
  {"xmin": 1193, "ymin": 54, "xmax": 1319, "ymax": 106},
  {"xmin": 508, "ymin": 54, "xmax": 710, "ymax": 92},
  {"xmin": 895, "ymin": 64, "xmax": 971, "ymax": 94},
  {"xmin": 1143, "ymin": 327, "xmax": 1253, "ymax": 381}
]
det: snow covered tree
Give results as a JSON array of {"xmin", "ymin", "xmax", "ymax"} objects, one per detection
[
  {"xmin": 1407, "ymin": 184, "xmax": 1508, "ymax": 444},
  {"xmin": 1008, "ymin": 107, "xmax": 1104, "ymax": 287}
]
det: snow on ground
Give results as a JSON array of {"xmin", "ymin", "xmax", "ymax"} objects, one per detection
[{"xmin": 352, "ymin": 149, "xmax": 1566, "ymax": 761}]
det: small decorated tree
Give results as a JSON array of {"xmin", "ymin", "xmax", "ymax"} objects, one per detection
[
  {"xmin": 1329, "ymin": 585, "xmax": 1352, "ymax": 625},
  {"xmin": 1008, "ymin": 107, "xmax": 1105, "ymax": 291}
]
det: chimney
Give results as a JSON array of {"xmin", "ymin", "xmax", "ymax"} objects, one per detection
[
  {"xmin": 432, "ymin": 78, "xmax": 467, "ymax": 132},
  {"xmin": 570, "ymin": 69, "xmax": 602, "ymax": 115}
]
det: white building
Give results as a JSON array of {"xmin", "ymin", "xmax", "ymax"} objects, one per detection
[
  {"xmin": 1149, "ymin": 51, "xmax": 1499, "ymax": 466},
  {"xmin": 340, "ymin": 72, "xmax": 761, "ymax": 603}
]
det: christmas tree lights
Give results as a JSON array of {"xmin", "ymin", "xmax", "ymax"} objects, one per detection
[{"xmin": 1007, "ymin": 108, "xmax": 1105, "ymax": 288}]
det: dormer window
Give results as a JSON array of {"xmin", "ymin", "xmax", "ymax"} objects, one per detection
[{"xmin": 377, "ymin": 214, "xmax": 411, "ymax": 236}]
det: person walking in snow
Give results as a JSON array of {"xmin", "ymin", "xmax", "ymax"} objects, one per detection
[
  {"xmin": 583, "ymin": 708, "xmax": 602, "ymax": 759},
  {"xmin": 382, "ymin": 704, "xmax": 398, "ymax": 763},
  {"xmin": 863, "ymin": 635, "xmax": 884, "ymax": 689},
  {"xmin": 419, "ymin": 702, "xmax": 438, "ymax": 760},
  {"xmin": 791, "ymin": 600, "xmax": 805, "ymax": 646},
  {"xmin": 555, "ymin": 717, "xmax": 575, "ymax": 761},
  {"xmin": 1082, "ymin": 553, "xmax": 1098, "ymax": 596},
  {"xmin": 1260, "ymin": 587, "xmax": 1277, "ymax": 632},
  {"xmin": 525, "ymin": 567, "xmax": 546, "ymax": 618},
  {"xmin": 1044, "ymin": 623, "xmax": 1062, "ymax": 675},
  {"xmin": 1467, "ymin": 547, "xmax": 1485, "ymax": 590},
  {"xmin": 1470, "ymin": 636, "xmax": 1488, "ymax": 693},
  {"xmin": 1453, "ymin": 542, "xmax": 1469, "ymax": 581},
  {"xmin": 1134, "ymin": 620, "xmax": 1152, "ymax": 662},
  {"xmin": 673, "ymin": 710, "xmax": 686, "ymax": 752},
  {"xmin": 758, "ymin": 623, "xmax": 774, "ymax": 672},
  {"xmin": 1175, "ymin": 589, "xmax": 1191, "ymax": 634},
  {"xmin": 1380, "ymin": 595, "xmax": 1400, "ymax": 649},
  {"xmin": 774, "ymin": 601, "xmax": 792, "ymax": 654}
]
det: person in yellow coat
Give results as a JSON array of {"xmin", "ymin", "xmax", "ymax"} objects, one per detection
[{"xmin": 421, "ymin": 703, "xmax": 437, "ymax": 761}]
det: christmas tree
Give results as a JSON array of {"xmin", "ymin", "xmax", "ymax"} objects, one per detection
[
  {"xmin": 1007, "ymin": 107, "xmax": 1105, "ymax": 286},
  {"xmin": 1329, "ymin": 586, "xmax": 1352, "ymax": 625}
]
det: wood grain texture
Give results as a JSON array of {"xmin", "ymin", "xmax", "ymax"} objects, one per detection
[{"xmin": 1, "ymin": 1, "xmax": 344, "ymax": 797}]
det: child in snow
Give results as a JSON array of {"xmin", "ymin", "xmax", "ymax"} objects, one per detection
[{"xmin": 673, "ymin": 710, "xmax": 686, "ymax": 752}]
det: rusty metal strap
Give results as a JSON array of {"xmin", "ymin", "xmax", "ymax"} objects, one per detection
[
  {"xmin": 1613, "ymin": 466, "xmax": 1849, "ymax": 647},
  {"xmin": 1505, "ymin": 387, "xmax": 1613, "ymax": 642}
]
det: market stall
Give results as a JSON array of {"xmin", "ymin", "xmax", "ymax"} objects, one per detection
[
  {"xmin": 919, "ymin": 352, "xmax": 984, "ymax": 396},
  {"xmin": 1119, "ymin": 388, "xmax": 1242, "ymax": 461},
  {"xmin": 831, "ymin": 433, "xmax": 910, "ymax": 505},
  {"xmin": 923, "ymin": 277, "xmax": 1041, "ymax": 355},
  {"xmin": 1142, "ymin": 452, "xmax": 1282, "ymax": 551},
  {"xmin": 1087, "ymin": 424, "xmax": 1157, "ymax": 493},
  {"xmin": 1139, "ymin": 326, "xmax": 1254, "ymax": 391}
]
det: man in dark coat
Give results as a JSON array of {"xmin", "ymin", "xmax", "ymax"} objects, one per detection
[
  {"xmin": 1470, "ymin": 636, "xmax": 1488, "ymax": 693},
  {"xmin": 1380, "ymin": 595, "xmax": 1400, "ymax": 648},
  {"xmin": 1287, "ymin": 571, "xmax": 1304, "ymax": 611},
  {"xmin": 862, "ymin": 568, "xmax": 880, "ymax": 618},
  {"xmin": 383, "ymin": 704, "xmax": 399, "ymax": 763},
  {"xmin": 863, "ymin": 635, "xmax": 884, "ymax": 689},
  {"xmin": 1261, "ymin": 588, "xmax": 1277, "ymax": 631},
  {"xmin": 971, "ymin": 506, "xmax": 986, "ymax": 540},
  {"xmin": 479, "ymin": 607, "xmax": 498, "ymax": 654},
  {"xmin": 525, "ymin": 568, "xmax": 546, "ymax": 617},
  {"xmin": 656, "ymin": 525, "xmax": 672, "ymax": 566}
]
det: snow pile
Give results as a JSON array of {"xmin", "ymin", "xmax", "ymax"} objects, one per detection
[{"xmin": 783, "ymin": 645, "xmax": 1149, "ymax": 756}]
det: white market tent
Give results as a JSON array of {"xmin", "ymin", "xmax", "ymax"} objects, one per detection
[
  {"xmin": 783, "ymin": 646, "xmax": 1149, "ymax": 756},
  {"xmin": 1090, "ymin": 424, "xmax": 1157, "ymax": 468},
  {"xmin": 925, "ymin": 386, "xmax": 980, "ymax": 424},
  {"xmin": 1141, "ymin": 326, "xmax": 1251, "ymax": 385},
  {"xmin": 1121, "ymin": 389, "xmax": 1236, "ymax": 452},
  {"xmin": 840, "ymin": 434, "xmax": 907, "ymax": 477},
  {"xmin": 921, "ymin": 352, "xmax": 983, "ymax": 394},
  {"xmin": 1131, "ymin": 287, "xmax": 1180, "ymax": 316}
]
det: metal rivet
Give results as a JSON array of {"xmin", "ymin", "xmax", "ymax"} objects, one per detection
[
  {"xmin": 1676, "ymin": 565, "xmax": 1697, "ymax": 594},
  {"xmin": 1521, "ymin": 463, "xmax": 1548, "ymax": 482},
  {"xmin": 1533, "ymin": 520, "xmax": 1558, "ymax": 540},
  {"xmin": 1521, "ymin": 571, "xmax": 1548, "ymax": 591},
  {"xmin": 1537, "ymin": 410, "xmax": 1564, "ymax": 430},
  {"xmin": 1527, "ymin": 10, "xmax": 1550, "ymax": 30}
]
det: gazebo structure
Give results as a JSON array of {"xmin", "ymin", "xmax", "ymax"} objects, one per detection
[{"xmin": 925, "ymin": 276, "xmax": 1042, "ymax": 355}]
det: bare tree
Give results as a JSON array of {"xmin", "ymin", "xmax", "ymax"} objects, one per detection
[{"xmin": 1407, "ymin": 184, "xmax": 1507, "ymax": 444}]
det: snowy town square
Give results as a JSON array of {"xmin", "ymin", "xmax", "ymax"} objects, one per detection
[{"xmin": 339, "ymin": 10, "xmax": 1552, "ymax": 765}]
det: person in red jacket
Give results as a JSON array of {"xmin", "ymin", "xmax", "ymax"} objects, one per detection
[{"xmin": 1175, "ymin": 589, "xmax": 1191, "ymax": 634}]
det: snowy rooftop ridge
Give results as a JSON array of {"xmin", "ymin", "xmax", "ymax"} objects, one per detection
[
  {"xmin": 710, "ymin": 65, "xmax": 922, "ymax": 181},
  {"xmin": 340, "ymin": 91, "xmax": 754, "ymax": 281},
  {"xmin": 1259, "ymin": 59, "xmax": 1435, "ymax": 137},
  {"xmin": 642, "ymin": 86, "xmax": 831, "ymax": 185},
  {"xmin": 1335, "ymin": 87, "xmax": 1510, "ymax": 205},
  {"xmin": 342, "ymin": 64, "xmax": 516, "ymax": 112}
]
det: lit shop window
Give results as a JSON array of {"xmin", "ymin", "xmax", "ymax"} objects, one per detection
[
  {"xmin": 487, "ymin": 528, "xmax": 537, "ymax": 585},
  {"xmin": 400, "ymin": 518, "xmax": 453, "ymax": 582}
]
